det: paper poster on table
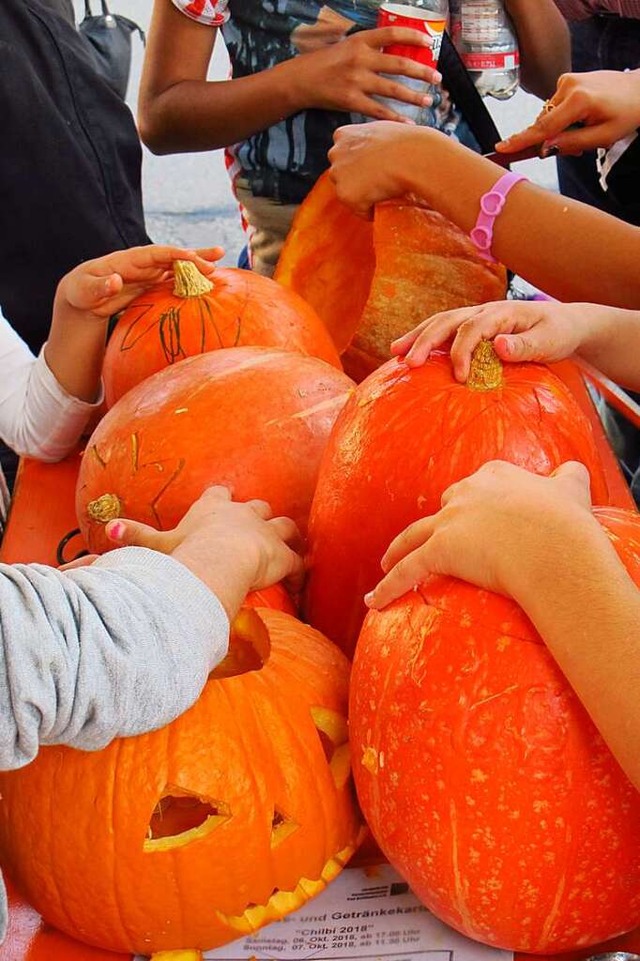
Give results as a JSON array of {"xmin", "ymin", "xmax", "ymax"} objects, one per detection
[{"xmin": 134, "ymin": 863, "xmax": 513, "ymax": 961}]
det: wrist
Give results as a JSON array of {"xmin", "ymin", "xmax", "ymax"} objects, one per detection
[{"xmin": 502, "ymin": 508, "xmax": 608, "ymax": 610}]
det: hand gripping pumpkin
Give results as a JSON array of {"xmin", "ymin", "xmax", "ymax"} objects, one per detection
[
  {"xmin": 274, "ymin": 173, "xmax": 507, "ymax": 381},
  {"xmin": 303, "ymin": 343, "xmax": 609, "ymax": 656},
  {"xmin": 103, "ymin": 260, "xmax": 342, "ymax": 407},
  {"xmin": 76, "ymin": 346, "xmax": 355, "ymax": 553},
  {"xmin": 0, "ymin": 609, "xmax": 364, "ymax": 956},
  {"xmin": 349, "ymin": 507, "xmax": 640, "ymax": 954}
]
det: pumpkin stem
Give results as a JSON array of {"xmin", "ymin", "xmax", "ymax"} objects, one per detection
[
  {"xmin": 467, "ymin": 340, "xmax": 503, "ymax": 392},
  {"xmin": 173, "ymin": 260, "xmax": 214, "ymax": 298},
  {"xmin": 86, "ymin": 493, "xmax": 123, "ymax": 523}
]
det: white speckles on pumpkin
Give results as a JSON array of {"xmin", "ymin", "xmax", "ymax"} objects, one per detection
[
  {"xmin": 496, "ymin": 636, "xmax": 511, "ymax": 652},
  {"xmin": 361, "ymin": 746, "xmax": 379, "ymax": 776},
  {"xmin": 470, "ymin": 769, "xmax": 489, "ymax": 784}
]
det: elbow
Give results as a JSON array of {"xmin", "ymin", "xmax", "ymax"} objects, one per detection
[
  {"xmin": 137, "ymin": 95, "xmax": 177, "ymax": 155},
  {"xmin": 137, "ymin": 111, "xmax": 171, "ymax": 156}
]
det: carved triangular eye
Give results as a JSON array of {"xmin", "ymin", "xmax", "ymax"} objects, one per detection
[
  {"xmin": 310, "ymin": 707, "xmax": 351, "ymax": 789},
  {"xmin": 271, "ymin": 807, "xmax": 299, "ymax": 848},
  {"xmin": 144, "ymin": 787, "xmax": 231, "ymax": 852}
]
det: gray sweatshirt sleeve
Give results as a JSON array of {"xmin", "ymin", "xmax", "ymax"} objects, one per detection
[{"xmin": 0, "ymin": 546, "xmax": 229, "ymax": 770}]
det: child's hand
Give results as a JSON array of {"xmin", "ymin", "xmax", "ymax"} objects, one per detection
[
  {"xmin": 54, "ymin": 244, "xmax": 224, "ymax": 322},
  {"xmin": 104, "ymin": 486, "xmax": 304, "ymax": 621},
  {"xmin": 296, "ymin": 27, "xmax": 441, "ymax": 123},
  {"xmin": 496, "ymin": 69, "xmax": 640, "ymax": 157},
  {"xmin": 390, "ymin": 300, "xmax": 603, "ymax": 381},
  {"xmin": 329, "ymin": 121, "xmax": 427, "ymax": 217},
  {"xmin": 365, "ymin": 461, "xmax": 594, "ymax": 610}
]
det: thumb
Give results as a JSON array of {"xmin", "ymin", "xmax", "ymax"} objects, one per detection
[
  {"xmin": 105, "ymin": 518, "xmax": 176, "ymax": 552},
  {"xmin": 493, "ymin": 331, "xmax": 542, "ymax": 363},
  {"xmin": 549, "ymin": 461, "xmax": 593, "ymax": 506}
]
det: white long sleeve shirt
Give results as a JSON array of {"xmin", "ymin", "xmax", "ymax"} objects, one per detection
[
  {"xmin": 0, "ymin": 307, "xmax": 101, "ymax": 462},
  {"xmin": 0, "ymin": 307, "xmax": 103, "ymax": 529}
]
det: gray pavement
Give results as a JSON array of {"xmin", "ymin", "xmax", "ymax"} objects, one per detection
[{"xmin": 75, "ymin": 0, "xmax": 557, "ymax": 267}]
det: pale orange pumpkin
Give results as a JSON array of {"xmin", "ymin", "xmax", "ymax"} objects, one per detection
[
  {"xmin": 349, "ymin": 507, "xmax": 640, "ymax": 953},
  {"xmin": 103, "ymin": 260, "xmax": 342, "ymax": 406},
  {"xmin": 275, "ymin": 173, "xmax": 507, "ymax": 381},
  {"xmin": 76, "ymin": 346, "xmax": 355, "ymax": 553},
  {"xmin": 0, "ymin": 609, "xmax": 363, "ymax": 956}
]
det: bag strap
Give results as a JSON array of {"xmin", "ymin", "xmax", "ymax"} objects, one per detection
[
  {"xmin": 100, "ymin": 0, "xmax": 111, "ymax": 15},
  {"xmin": 84, "ymin": 0, "xmax": 92, "ymax": 18},
  {"xmin": 438, "ymin": 30, "xmax": 502, "ymax": 154}
]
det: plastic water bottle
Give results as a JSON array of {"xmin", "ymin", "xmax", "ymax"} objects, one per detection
[
  {"xmin": 450, "ymin": 0, "xmax": 520, "ymax": 100},
  {"xmin": 374, "ymin": 0, "xmax": 448, "ymax": 124}
]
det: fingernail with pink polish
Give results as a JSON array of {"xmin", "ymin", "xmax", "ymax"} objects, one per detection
[{"xmin": 107, "ymin": 521, "xmax": 126, "ymax": 541}]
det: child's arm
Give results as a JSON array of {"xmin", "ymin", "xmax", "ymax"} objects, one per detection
[
  {"xmin": 328, "ymin": 122, "xmax": 640, "ymax": 309},
  {"xmin": 0, "ymin": 245, "xmax": 220, "ymax": 462},
  {"xmin": 365, "ymin": 461, "xmax": 640, "ymax": 791},
  {"xmin": 46, "ymin": 244, "xmax": 221, "ymax": 402},
  {"xmin": 138, "ymin": 0, "xmax": 440, "ymax": 155},
  {"xmin": 390, "ymin": 300, "xmax": 640, "ymax": 392},
  {"xmin": 0, "ymin": 486, "xmax": 302, "ymax": 769},
  {"xmin": 496, "ymin": 69, "xmax": 640, "ymax": 157}
]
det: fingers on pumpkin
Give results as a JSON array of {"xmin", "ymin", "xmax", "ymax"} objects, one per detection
[
  {"xmin": 380, "ymin": 516, "xmax": 435, "ymax": 574},
  {"xmin": 365, "ymin": 547, "xmax": 427, "ymax": 609}
]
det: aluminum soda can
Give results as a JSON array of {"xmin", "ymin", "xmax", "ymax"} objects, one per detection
[{"xmin": 375, "ymin": 2, "xmax": 446, "ymax": 122}]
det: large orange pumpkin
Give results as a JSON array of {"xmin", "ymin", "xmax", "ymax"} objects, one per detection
[
  {"xmin": 0, "ymin": 608, "xmax": 363, "ymax": 956},
  {"xmin": 304, "ymin": 344, "xmax": 609, "ymax": 655},
  {"xmin": 103, "ymin": 261, "xmax": 341, "ymax": 406},
  {"xmin": 76, "ymin": 346, "xmax": 355, "ymax": 553},
  {"xmin": 349, "ymin": 506, "xmax": 640, "ymax": 953},
  {"xmin": 274, "ymin": 173, "xmax": 507, "ymax": 381}
]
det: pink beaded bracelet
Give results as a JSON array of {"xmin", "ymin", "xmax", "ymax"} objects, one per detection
[{"xmin": 470, "ymin": 171, "xmax": 527, "ymax": 263}]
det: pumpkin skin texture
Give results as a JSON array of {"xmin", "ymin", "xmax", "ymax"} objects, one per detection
[
  {"xmin": 274, "ymin": 173, "xmax": 507, "ymax": 381},
  {"xmin": 76, "ymin": 346, "xmax": 355, "ymax": 553},
  {"xmin": 0, "ymin": 609, "xmax": 363, "ymax": 955},
  {"xmin": 349, "ymin": 507, "xmax": 640, "ymax": 954},
  {"xmin": 303, "ymin": 346, "xmax": 609, "ymax": 656},
  {"xmin": 103, "ymin": 261, "xmax": 342, "ymax": 407}
]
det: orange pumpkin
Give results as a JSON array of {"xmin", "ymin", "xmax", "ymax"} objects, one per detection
[
  {"xmin": 76, "ymin": 346, "xmax": 355, "ymax": 553},
  {"xmin": 304, "ymin": 344, "xmax": 609, "ymax": 655},
  {"xmin": 0, "ymin": 608, "xmax": 363, "ymax": 956},
  {"xmin": 103, "ymin": 261, "xmax": 342, "ymax": 406},
  {"xmin": 274, "ymin": 172, "xmax": 507, "ymax": 381},
  {"xmin": 349, "ymin": 506, "xmax": 640, "ymax": 953}
]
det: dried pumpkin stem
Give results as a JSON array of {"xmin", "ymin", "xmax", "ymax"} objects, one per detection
[
  {"xmin": 173, "ymin": 260, "xmax": 214, "ymax": 298},
  {"xmin": 467, "ymin": 340, "xmax": 503, "ymax": 392},
  {"xmin": 86, "ymin": 493, "xmax": 123, "ymax": 524}
]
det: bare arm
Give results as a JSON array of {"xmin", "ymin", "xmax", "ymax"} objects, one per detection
[
  {"xmin": 328, "ymin": 122, "xmax": 640, "ymax": 308},
  {"xmin": 366, "ymin": 462, "xmax": 640, "ymax": 791},
  {"xmin": 504, "ymin": 0, "xmax": 570, "ymax": 99},
  {"xmin": 138, "ymin": 0, "xmax": 441, "ymax": 154},
  {"xmin": 45, "ymin": 245, "xmax": 220, "ymax": 403}
]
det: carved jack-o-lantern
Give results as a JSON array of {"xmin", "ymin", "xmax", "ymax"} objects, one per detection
[
  {"xmin": 0, "ymin": 609, "xmax": 363, "ymax": 957},
  {"xmin": 274, "ymin": 173, "xmax": 507, "ymax": 381}
]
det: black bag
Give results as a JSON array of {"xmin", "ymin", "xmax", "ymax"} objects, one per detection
[{"xmin": 78, "ymin": 0, "xmax": 145, "ymax": 100}]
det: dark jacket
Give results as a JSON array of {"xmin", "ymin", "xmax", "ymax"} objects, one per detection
[{"xmin": 0, "ymin": 0, "xmax": 149, "ymax": 353}]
